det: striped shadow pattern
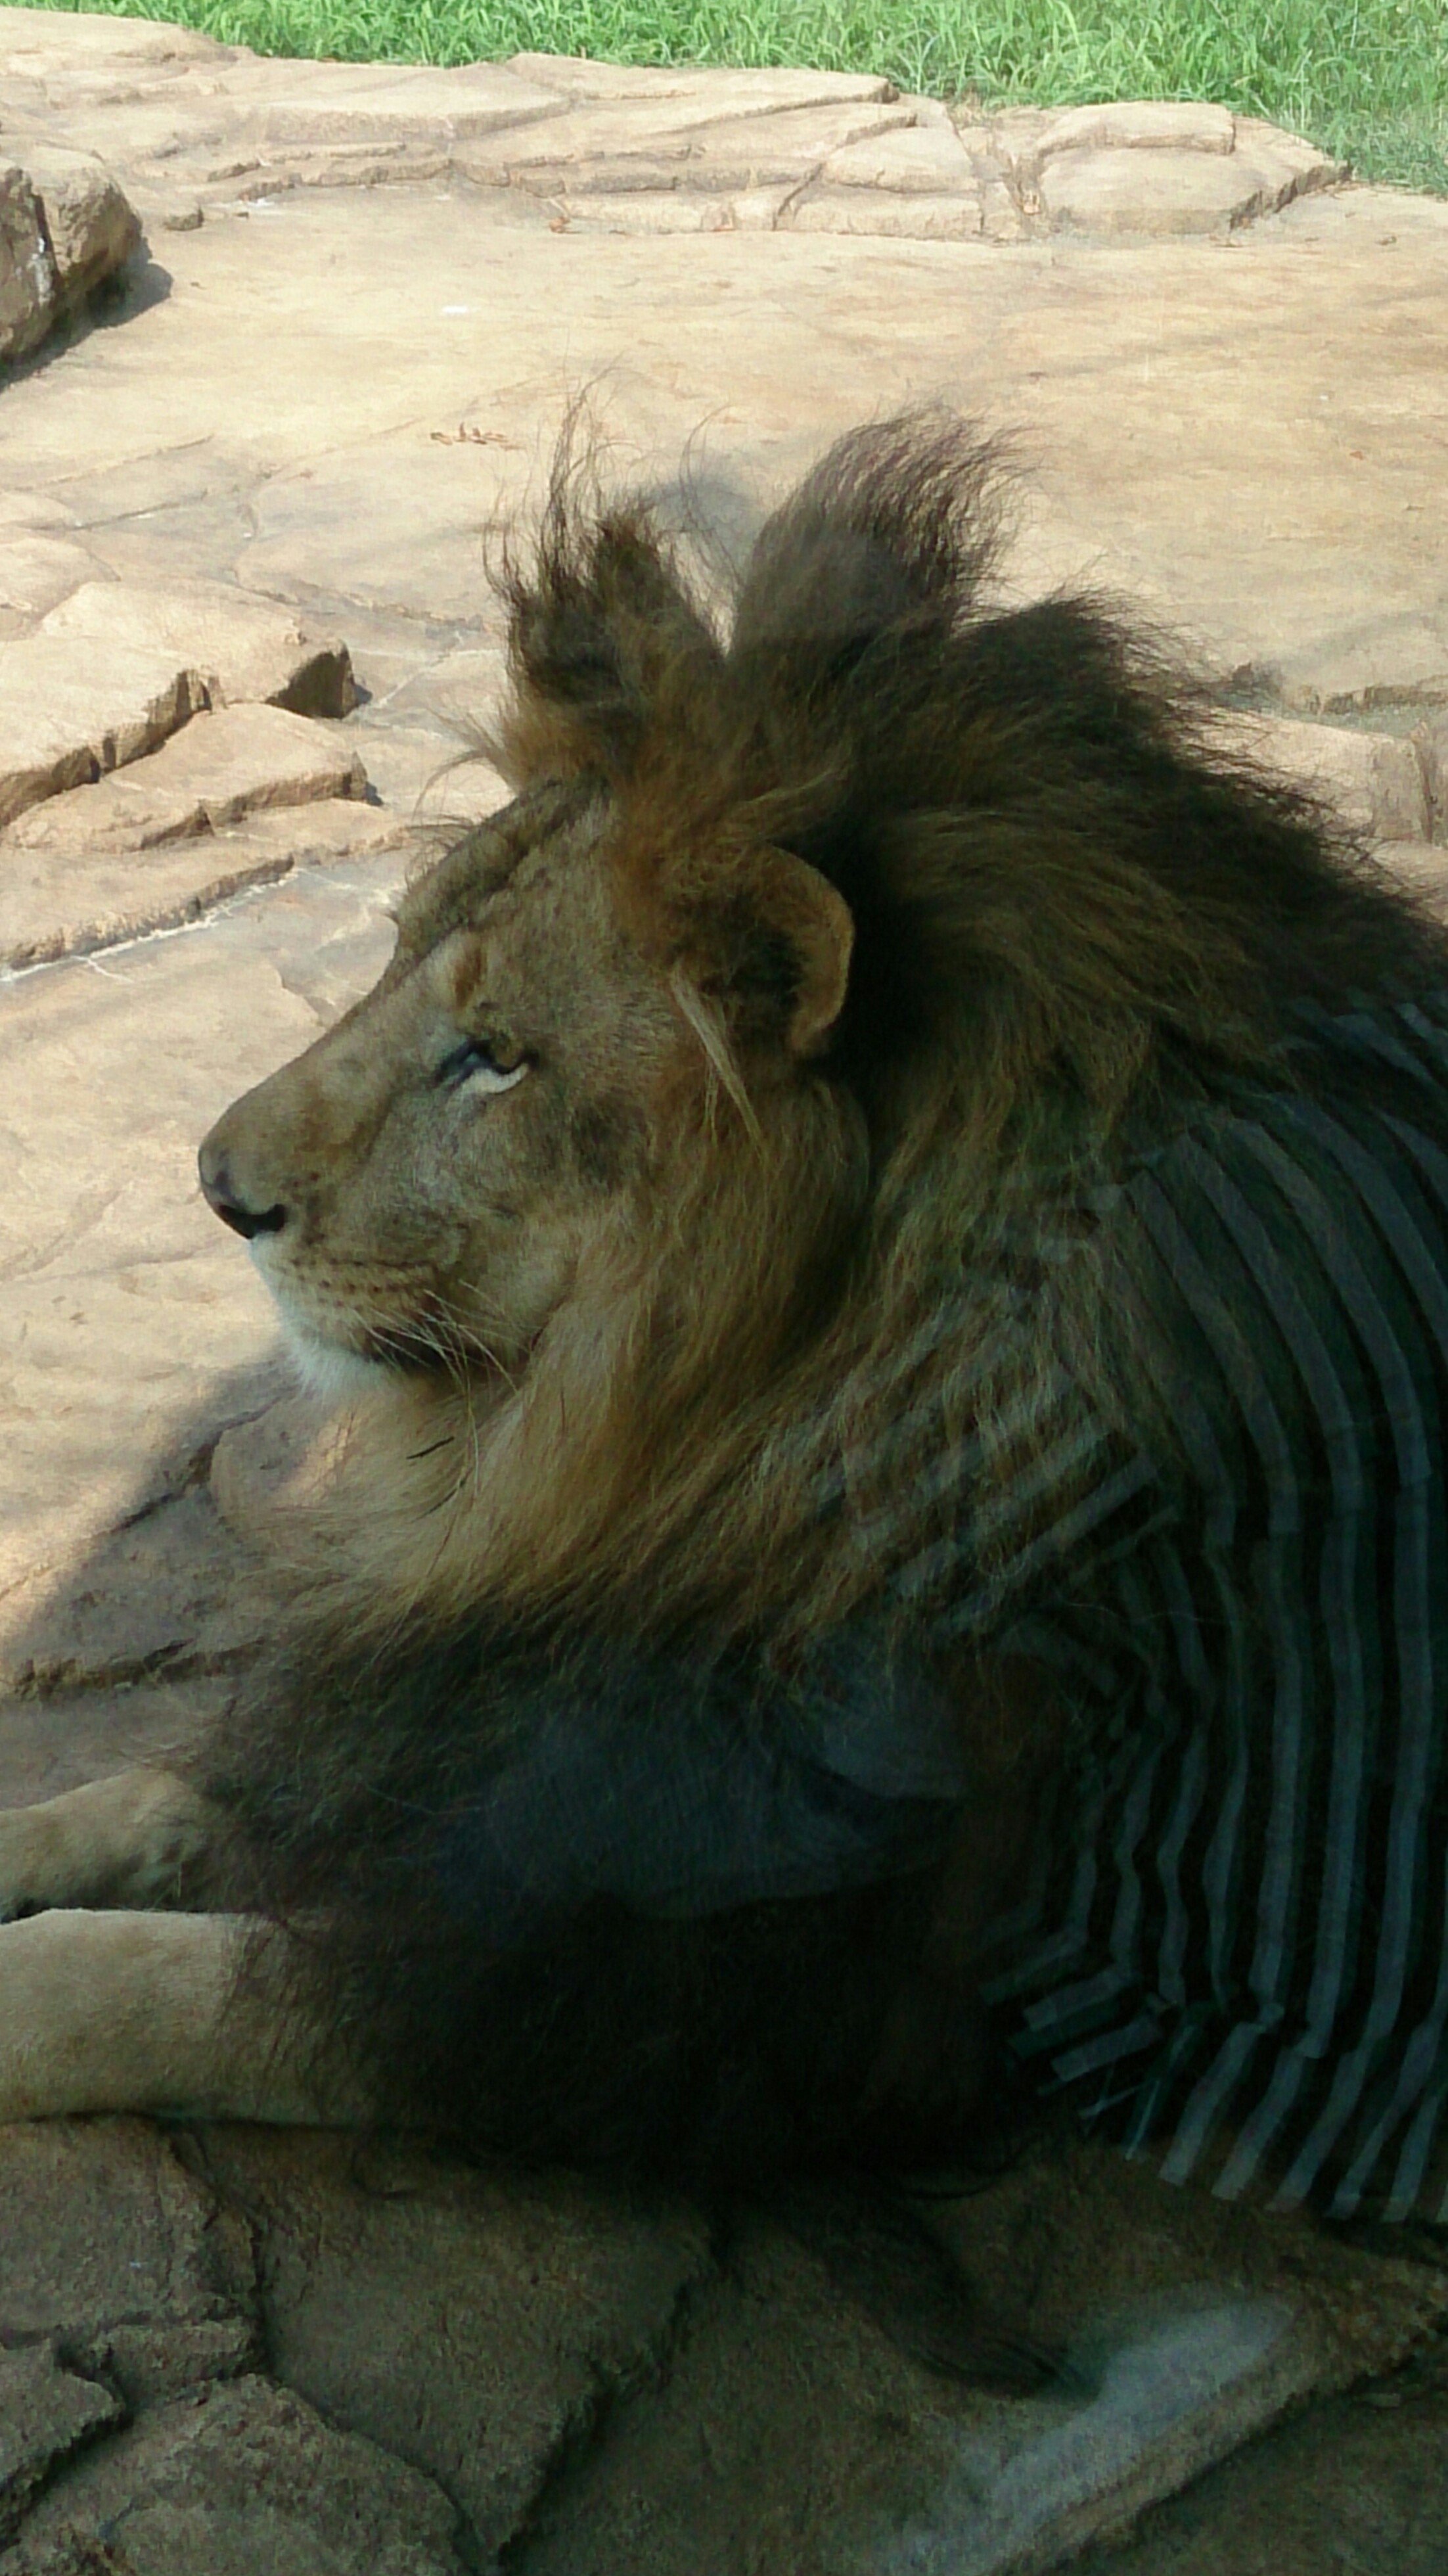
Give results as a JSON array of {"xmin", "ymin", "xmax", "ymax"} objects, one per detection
[{"xmin": 951, "ymin": 990, "xmax": 1448, "ymax": 2219}]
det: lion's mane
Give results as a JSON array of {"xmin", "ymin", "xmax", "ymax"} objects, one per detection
[{"xmin": 200, "ymin": 417, "xmax": 1448, "ymax": 2247}]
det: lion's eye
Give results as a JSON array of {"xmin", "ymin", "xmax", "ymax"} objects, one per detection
[{"xmin": 436, "ymin": 1037, "xmax": 529, "ymax": 1095}]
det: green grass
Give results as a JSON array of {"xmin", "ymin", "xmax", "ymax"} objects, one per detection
[{"xmin": 25, "ymin": 0, "xmax": 1448, "ymax": 193}]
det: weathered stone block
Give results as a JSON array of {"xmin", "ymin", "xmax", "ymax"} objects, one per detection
[
  {"xmin": 820, "ymin": 125, "xmax": 978, "ymax": 193},
  {"xmin": 0, "ymin": 167, "xmax": 55, "ymax": 366},
  {"xmin": 198, "ymin": 2128, "xmax": 712, "ymax": 2562},
  {"xmin": 0, "ymin": 2117, "xmax": 257, "ymax": 2412},
  {"xmin": 21, "ymin": 145, "xmax": 141, "ymax": 314},
  {"xmin": 3, "ymin": 2378, "xmax": 467, "ymax": 2575},
  {"xmin": 5, "ymin": 701, "xmax": 366, "ymax": 855},
  {"xmin": 39, "ymin": 580, "xmax": 357, "ymax": 718},
  {"xmin": 785, "ymin": 185, "xmax": 985, "ymax": 240},
  {"xmin": 0, "ymin": 2347, "xmax": 120, "ymax": 2547},
  {"xmin": 1211, "ymin": 710, "xmax": 1431, "ymax": 842},
  {"xmin": 0, "ymin": 641, "xmax": 204, "ymax": 828}
]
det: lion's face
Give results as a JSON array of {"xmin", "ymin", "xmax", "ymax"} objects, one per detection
[{"xmin": 198, "ymin": 784, "xmax": 684, "ymax": 1394}]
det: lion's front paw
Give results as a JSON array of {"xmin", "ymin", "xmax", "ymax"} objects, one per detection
[
  {"xmin": 0, "ymin": 1769, "xmax": 212, "ymax": 1918},
  {"xmin": 0, "ymin": 1801, "xmax": 68, "ymax": 1921}
]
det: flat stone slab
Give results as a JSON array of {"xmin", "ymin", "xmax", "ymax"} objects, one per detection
[
  {"xmin": 0, "ymin": 2116, "xmax": 258, "ymax": 2409},
  {"xmin": 0, "ymin": 12, "xmax": 1347, "ymax": 243},
  {"xmin": 1215, "ymin": 709, "xmax": 1437, "ymax": 842},
  {"xmin": 197, "ymin": 2128, "xmax": 712, "ymax": 2558},
  {"xmin": 38, "ymin": 578, "xmax": 356, "ymax": 715},
  {"xmin": 0, "ymin": 639, "xmax": 203, "ymax": 827},
  {"xmin": 0, "ymin": 846, "xmax": 401, "ymax": 1694},
  {"xmin": 1085, "ymin": 2339, "xmax": 1448, "ymax": 2575},
  {"xmin": 3, "ymin": 2377, "xmax": 469, "ymax": 2576},
  {"xmin": 509, "ymin": 2136, "xmax": 1448, "ymax": 2576},
  {"xmin": 0, "ymin": 2347, "xmax": 120, "ymax": 2546},
  {"xmin": 5, "ymin": 701, "xmax": 366, "ymax": 854}
]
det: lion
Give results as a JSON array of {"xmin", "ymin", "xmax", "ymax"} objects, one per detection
[{"xmin": 3, "ymin": 415, "xmax": 1448, "ymax": 2373}]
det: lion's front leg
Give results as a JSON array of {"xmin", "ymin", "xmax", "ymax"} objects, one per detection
[
  {"xmin": 0, "ymin": 1910, "xmax": 371, "ymax": 2125},
  {"xmin": 0, "ymin": 1766, "xmax": 214, "ymax": 1918}
]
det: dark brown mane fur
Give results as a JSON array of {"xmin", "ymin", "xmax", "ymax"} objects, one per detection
[{"xmin": 459, "ymin": 409, "xmax": 1446, "ymax": 1644}]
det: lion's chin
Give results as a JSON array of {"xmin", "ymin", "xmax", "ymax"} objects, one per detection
[{"xmin": 279, "ymin": 1317, "xmax": 406, "ymax": 1406}]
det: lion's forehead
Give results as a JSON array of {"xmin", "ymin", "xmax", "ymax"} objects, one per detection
[
  {"xmin": 390, "ymin": 823, "xmax": 672, "ymax": 1066},
  {"xmin": 395, "ymin": 783, "xmax": 608, "ymax": 959}
]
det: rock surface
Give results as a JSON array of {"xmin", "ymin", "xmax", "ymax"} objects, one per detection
[
  {"xmin": 0, "ymin": 7, "xmax": 1346, "ymax": 246},
  {"xmin": 1, "ymin": 9, "xmax": 1447, "ymax": 2571},
  {"xmin": 0, "ymin": 138, "xmax": 141, "ymax": 366}
]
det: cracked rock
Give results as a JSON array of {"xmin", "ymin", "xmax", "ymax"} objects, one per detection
[
  {"xmin": 3, "ymin": 702, "xmax": 367, "ymax": 856},
  {"xmin": 37, "ymin": 582, "xmax": 357, "ymax": 718},
  {"xmin": 195, "ymin": 2128, "xmax": 712, "ymax": 2562},
  {"xmin": 0, "ymin": 2118, "xmax": 258, "ymax": 2414},
  {"xmin": 510, "ymin": 2138, "xmax": 1448, "ymax": 2576},
  {"xmin": 0, "ymin": 643, "xmax": 204, "ymax": 830},
  {"xmin": 0, "ymin": 146, "xmax": 139, "ymax": 366},
  {"xmin": 1, "ymin": 2377, "xmax": 468, "ymax": 2576},
  {"xmin": 0, "ymin": 2347, "xmax": 120, "ymax": 2547},
  {"xmin": 0, "ymin": 170, "xmax": 57, "ymax": 369},
  {"xmin": 1213, "ymin": 710, "xmax": 1433, "ymax": 843}
]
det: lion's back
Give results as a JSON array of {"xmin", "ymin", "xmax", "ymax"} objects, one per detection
[{"xmin": 972, "ymin": 982, "xmax": 1448, "ymax": 2220}]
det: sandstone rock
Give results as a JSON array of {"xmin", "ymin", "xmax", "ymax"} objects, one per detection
[
  {"xmin": 468, "ymin": 96, "xmax": 913, "ymax": 190},
  {"xmin": 198, "ymin": 2128, "xmax": 711, "ymax": 2560},
  {"xmin": 819, "ymin": 124, "xmax": 978, "ymax": 191},
  {"xmin": 554, "ymin": 191, "xmax": 746, "ymax": 236},
  {"xmin": 0, "ymin": 2117, "xmax": 257, "ymax": 2410},
  {"xmin": 1414, "ymin": 716, "xmax": 1448, "ymax": 837},
  {"xmin": 1233, "ymin": 111, "xmax": 1351, "ymax": 185},
  {"xmin": 1375, "ymin": 840, "xmax": 1448, "ymax": 915},
  {"xmin": 0, "ymin": 2347, "xmax": 119, "ymax": 2546},
  {"xmin": 0, "ymin": 1674, "xmax": 232, "ymax": 1810},
  {"xmin": 1212, "ymin": 711, "xmax": 1432, "ymax": 841},
  {"xmin": 229, "ymin": 58, "xmax": 564, "ymax": 150},
  {"xmin": 1249, "ymin": 614, "xmax": 1448, "ymax": 716},
  {"xmin": 3, "ymin": 702, "xmax": 365, "ymax": 855},
  {"xmin": 508, "ymin": 2136, "xmax": 1448, "ymax": 2576},
  {"xmin": 0, "ymin": 540, "xmax": 98, "ymax": 626},
  {"xmin": 506, "ymin": 55, "xmax": 895, "ymax": 108},
  {"xmin": 984, "ymin": 104, "xmax": 1056, "ymax": 162},
  {"xmin": 339, "ymin": 719, "xmax": 509, "ymax": 824},
  {"xmin": 19, "ymin": 143, "xmax": 141, "ymax": 313},
  {"xmin": 0, "ymin": 1473, "xmax": 277, "ymax": 1701},
  {"xmin": 3, "ymin": 2377, "xmax": 467, "ymax": 2576},
  {"xmin": 0, "ymin": 835, "xmax": 290, "ymax": 972},
  {"xmin": 1085, "ymin": 2361, "xmax": 1448, "ymax": 2576},
  {"xmin": 0, "ymin": 497, "xmax": 78, "ymax": 537},
  {"xmin": 0, "ymin": 168, "xmax": 56, "ymax": 367},
  {"xmin": 1041, "ymin": 138, "xmax": 1315, "ymax": 237},
  {"xmin": 0, "ymin": 852, "xmax": 401, "ymax": 1690},
  {"xmin": 784, "ymin": 185, "xmax": 985, "ymax": 241},
  {"xmin": 0, "ymin": 706, "xmax": 500, "ymax": 969},
  {"xmin": 1033, "ymin": 101, "xmax": 1237, "ymax": 162},
  {"xmin": 0, "ymin": 643, "xmax": 205, "ymax": 828},
  {"xmin": 0, "ymin": 801, "xmax": 413, "ymax": 973},
  {"xmin": 39, "ymin": 580, "xmax": 357, "ymax": 716},
  {"xmin": 0, "ymin": 6, "xmax": 229, "ymax": 70}
]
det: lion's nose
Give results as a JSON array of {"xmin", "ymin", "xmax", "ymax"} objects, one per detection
[{"xmin": 198, "ymin": 1145, "xmax": 288, "ymax": 1242}]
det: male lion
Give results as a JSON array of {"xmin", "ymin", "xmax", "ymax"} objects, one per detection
[{"xmin": 3, "ymin": 417, "xmax": 1448, "ymax": 2360}]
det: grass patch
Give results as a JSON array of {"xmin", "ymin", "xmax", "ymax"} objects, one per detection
[{"xmin": 22, "ymin": 0, "xmax": 1448, "ymax": 193}]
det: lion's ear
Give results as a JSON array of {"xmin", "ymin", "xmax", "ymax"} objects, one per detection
[
  {"xmin": 763, "ymin": 853, "xmax": 855, "ymax": 1057},
  {"xmin": 666, "ymin": 852, "xmax": 853, "ymax": 1068}
]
